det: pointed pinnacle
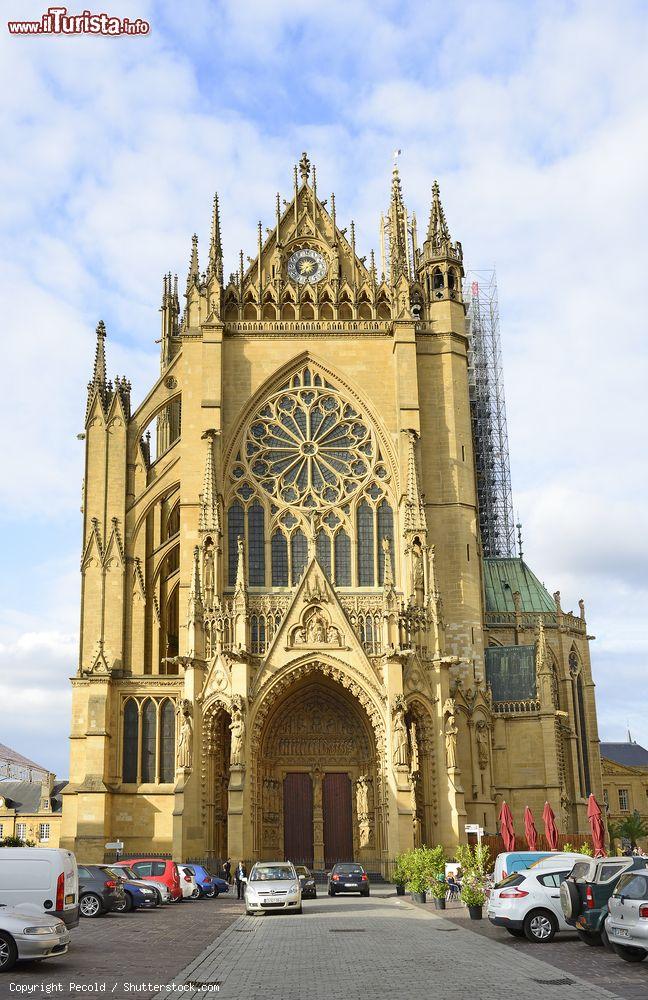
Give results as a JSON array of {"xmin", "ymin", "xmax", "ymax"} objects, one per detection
[
  {"xmin": 187, "ymin": 233, "xmax": 199, "ymax": 291},
  {"xmin": 427, "ymin": 180, "xmax": 450, "ymax": 247},
  {"xmin": 209, "ymin": 194, "xmax": 223, "ymax": 281},
  {"xmin": 90, "ymin": 320, "xmax": 107, "ymax": 394}
]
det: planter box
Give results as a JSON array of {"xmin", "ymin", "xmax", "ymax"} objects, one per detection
[
  {"xmin": 396, "ymin": 884, "xmax": 405, "ymax": 896},
  {"xmin": 433, "ymin": 897, "xmax": 446, "ymax": 910},
  {"xmin": 411, "ymin": 891, "xmax": 427, "ymax": 903},
  {"xmin": 468, "ymin": 904, "xmax": 483, "ymax": 920}
]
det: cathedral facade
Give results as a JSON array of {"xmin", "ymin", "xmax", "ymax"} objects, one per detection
[{"xmin": 61, "ymin": 155, "xmax": 603, "ymax": 867}]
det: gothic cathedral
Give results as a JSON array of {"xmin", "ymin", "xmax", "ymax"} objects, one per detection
[{"xmin": 61, "ymin": 155, "xmax": 603, "ymax": 868}]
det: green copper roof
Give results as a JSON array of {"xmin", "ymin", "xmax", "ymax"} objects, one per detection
[{"xmin": 483, "ymin": 558, "xmax": 555, "ymax": 613}]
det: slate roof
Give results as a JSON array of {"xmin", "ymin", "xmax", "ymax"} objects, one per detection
[
  {"xmin": 483, "ymin": 558, "xmax": 555, "ymax": 614},
  {"xmin": 0, "ymin": 780, "xmax": 65, "ymax": 814},
  {"xmin": 0, "ymin": 742, "xmax": 48, "ymax": 774},
  {"xmin": 600, "ymin": 742, "xmax": 648, "ymax": 769}
]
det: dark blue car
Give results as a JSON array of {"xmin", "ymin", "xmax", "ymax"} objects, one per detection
[
  {"xmin": 114, "ymin": 879, "xmax": 159, "ymax": 912},
  {"xmin": 328, "ymin": 863, "xmax": 370, "ymax": 897},
  {"xmin": 188, "ymin": 864, "xmax": 229, "ymax": 898}
]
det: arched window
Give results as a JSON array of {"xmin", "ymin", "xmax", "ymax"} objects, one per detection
[
  {"xmin": 141, "ymin": 699, "xmax": 156, "ymax": 783},
  {"xmin": 247, "ymin": 501, "xmax": 265, "ymax": 586},
  {"xmin": 447, "ymin": 268, "xmax": 456, "ymax": 290},
  {"xmin": 357, "ymin": 501, "xmax": 375, "ymax": 586},
  {"xmin": 227, "ymin": 502, "xmax": 245, "ymax": 586},
  {"xmin": 433, "ymin": 267, "xmax": 444, "ymax": 290},
  {"xmin": 316, "ymin": 530, "xmax": 331, "ymax": 579},
  {"xmin": 271, "ymin": 531, "xmax": 288, "ymax": 586},
  {"xmin": 251, "ymin": 614, "xmax": 266, "ymax": 654},
  {"xmin": 291, "ymin": 529, "xmax": 308, "ymax": 585},
  {"xmin": 122, "ymin": 699, "xmax": 138, "ymax": 783},
  {"xmin": 576, "ymin": 674, "xmax": 591, "ymax": 796},
  {"xmin": 334, "ymin": 530, "xmax": 351, "ymax": 586},
  {"xmin": 377, "ymin": 500, "xmax": 394, "ymax": 584},
  {"xmin": 159, "ymin": 700, "xmax": 175, "ymax": 783}
]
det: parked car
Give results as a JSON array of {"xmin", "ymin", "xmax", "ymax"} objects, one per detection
[
  {"xmin": 122, "ymin": 859, "xmax": 182, "ymax": 902},
  {"xmin": 295, "ymin": 866, "xmax": 317, "ymax": 899},
  {"xmin": 606, "ymin": 868, "xmax": 648, "ymax": 962},
  {"xmin": 104, "ymin": 864, "xmax": 171, "ymax": 904},
  {"xmin": 488, "ymin": 861, "xmax": 575, "ymax": 942},
  {"xmin": 177, "ymin": 865, "xmax": 200, "ymax": 899},
  {"xmin": 188, "ymin": 864, "xmax": 229, "ymax": 898},
  {"xmin": 328, "ymin": 863, "xmax": 370, "ymax": 897},
  {"xmin": 0, "ymin": 904, "xmax": 70, "ymax": 973},
  {"xmin": 96, "ymin": 866, "xmax": 158, "ymax": 913},
  {"xmin": 77, "ymin": 865, "xmax": 125, "ymax": 918},
  {"xmin": 560, "ymin": 855, "xmax": 648, "ymax": 947},
  {"xmin": 244, "ymin": 861, "xmax": 302, "ymax": 915},
  {"xmin": 0, "ymin": 848, "xmax": 79, "ymax": 928}
]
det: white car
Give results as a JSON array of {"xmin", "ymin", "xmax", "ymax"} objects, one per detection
[
  {"xmin": 488, "ymin": 861, "xmax": 576, "ymax": 942},
  {"xmin": 177, "ymin": 865, "xmax": 199, "ymax": 899},
  {"xmin": 0, "ymin": 903, "xmax": 70, "ymax": 972},
  {"xmin": 244, "ymin": 861, "xmax": 302, "ymax": 915},
  {"xmin": 0, "ymin": 848, "xmax": 79, "ymax": 928}
]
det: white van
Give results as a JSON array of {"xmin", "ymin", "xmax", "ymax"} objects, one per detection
[{"xmin": 0, "ymin": 848, "xmax": 79, "ymax": 927}]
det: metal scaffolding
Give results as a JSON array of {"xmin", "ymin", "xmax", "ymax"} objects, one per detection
[{"xmin": 465, "ymin": 270, "xmax": 516, "ymax": 558}]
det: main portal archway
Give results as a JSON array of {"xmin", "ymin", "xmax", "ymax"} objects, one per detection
[{"xmin": 256, "ymin": 674, "xmax": 382, "ymax": 868}]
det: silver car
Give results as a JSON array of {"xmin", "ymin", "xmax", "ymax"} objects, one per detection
[
  {"xmin": 244, "ymin": 862, "xmax": 302, "ymax": 915},
  {"xmin": 0, "ymin": 904, "xmax": 70, "ymax": 972},
  {"xmin": 606, "ymin": 869, "xmax": 648, "ymax": 962}
]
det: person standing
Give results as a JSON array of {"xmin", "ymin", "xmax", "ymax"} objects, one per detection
[
  {"xmin": 235, "ymin": 861, "xmax": 247, "ymax": 899},
  {"xmin": 223, "ymin": 858, "xmax": 232, "ymax": 883}
]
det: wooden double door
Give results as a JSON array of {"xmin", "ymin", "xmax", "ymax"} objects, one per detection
[{"xmin": 283, "ymin": 772, "xmax": 353, "ymax": 868}]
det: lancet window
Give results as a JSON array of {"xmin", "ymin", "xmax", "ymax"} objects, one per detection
[{"xmin": 121, "ymin": 697, "xmax": 176, "ymax": 785}]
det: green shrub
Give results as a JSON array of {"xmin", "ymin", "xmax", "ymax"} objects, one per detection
[{"xmin": 460, "ymin": 872, "xmax": 486, "ymax": 907}]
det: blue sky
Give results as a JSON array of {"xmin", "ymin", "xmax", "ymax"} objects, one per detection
[{"xmin": 1, "ymin": 0, "xmax": 647, "ymax": 778}]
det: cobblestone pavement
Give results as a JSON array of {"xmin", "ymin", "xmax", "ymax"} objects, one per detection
[
  {"xmin": 171, "ymin": 887, "xmax": 626, "ymax": 1000},
  {"xmin": 0, "ymin": 893, "xmax": 243, "ymax": 1000},
  {"xmin": 439, "ymin": 899, "xmax": 648, "ymax": 1000}
]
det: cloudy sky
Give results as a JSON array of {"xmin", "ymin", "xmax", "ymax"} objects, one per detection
[{"xmin": 1, "ymin": 0, "xmax": 647, "ymax": 779}]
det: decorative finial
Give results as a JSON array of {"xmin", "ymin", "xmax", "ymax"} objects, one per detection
[
  {"xmin": 208, "ymin": 194, "xmax": 223, "ymax": 282},
  {"xmin": 299, "ymin": 151, "xmax": 311, "ymax": 183}
]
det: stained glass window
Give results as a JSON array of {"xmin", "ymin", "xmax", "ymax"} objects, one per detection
[
  {"xmin": 228, "ymin": 502, "xmax": 245, "ymax": 586},
  {"xmin": 291, "ymin": 529, "xmax": 308, "ymax": 585},
  {"xmin": 247, "ymin": 501, "xmax": 265, "ymax": 586},
  {"xmin": 122, "ymin": 699, "xmax": 138, "ymax": 783},
  {"xmin": 377, "ymin": 500, "xmax": 394, "ymax": 584},
  {"xmin": 316, "ymin": 530, "xmax": 331, "ymax": 579},
  {"xmin": 357, "ymin": 501, "xmax": 375, "ymax": 586},
  {"xmin": 141, "ymin": 699, "xmax": 156, "ymax": 783},
  {"xmin": 334, "ymin": 530, "xmax": 351, "ymax": 586},
  {"xmin": 271, "ymin": 531, "xmax": 288, "ymax": 586},
  {"xmin": 159, "ymin": 700, "xmax": 175, "ymax": 783}
]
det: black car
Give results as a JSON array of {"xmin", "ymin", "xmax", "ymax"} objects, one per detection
[
  {"xmin": 295, "ymin": 866, "xmax": 317, "ymax": 899},
  {"xmin": 328, "ymin": 863, "xmax": 370, "ymax": 897},
  {"xmin": 77, "ymin": 864, "xmax": 126, "ymax": 918}
]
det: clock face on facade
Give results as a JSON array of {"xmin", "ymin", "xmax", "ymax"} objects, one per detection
[{"xmin": 287, "ymin": 247, "xmax": 327, "ymax": 285}]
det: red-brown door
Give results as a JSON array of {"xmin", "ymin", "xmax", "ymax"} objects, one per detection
[
  {"xmin": 283, "ymin": 773, "xmax": 313, "ymax": 866},
  {"xmin": 323, "ymin": 772, "xmax": 353, "ymax": 867}
]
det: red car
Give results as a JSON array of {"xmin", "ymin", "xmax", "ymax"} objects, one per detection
[{"xmin": 121, "ymin": 859, "xmax": 182, "ymax": 902}]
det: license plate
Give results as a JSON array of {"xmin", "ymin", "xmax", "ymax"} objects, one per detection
[
  {"xmin": 613, "ymin": 928, "xmax": 630, "ymax": 938},
  {"xmin": 345, "ymin": 883, "xmax": 356, "ymax": 887}
]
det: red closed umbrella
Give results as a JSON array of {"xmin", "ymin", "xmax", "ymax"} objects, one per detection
[
  {"xmin": 542, "ymin": 801, "xmax": 559, "ymax": 850},
  {"xmin": 524, "ymin": 806, "xmax": 538, "ymax": 851},
  {"xmin": 499, "ymin": 800, "xmax": 515, "ymax": 852},
  {"xmin": 587, "ymin": 793, "xmax": 606, "ymax": 858}
]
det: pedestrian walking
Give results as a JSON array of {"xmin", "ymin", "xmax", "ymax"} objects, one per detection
[
  {"xmin": 235, "ymin": 861, "xmax": 247, "ymax": 899},
  {"xmin": 223, "ymin": 858, "xmax": 232, "ymax": 883}
]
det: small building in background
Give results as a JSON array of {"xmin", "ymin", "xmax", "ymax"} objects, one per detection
[
  {"xmin": 601, "ymin": 737, "xmax": 648, "ymax": 851},
  {"xmin": 0, "ymin": 742, "xmax": 66, "ymax": 847}
]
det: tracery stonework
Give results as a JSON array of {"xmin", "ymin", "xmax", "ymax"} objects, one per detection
[{"xmin": 64, "ymin": 153, "xmax": 604, "ymax": 868}]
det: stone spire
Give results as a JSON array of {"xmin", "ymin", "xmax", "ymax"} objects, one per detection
[
  {"xmin": 189, "ymin": 545, "xmax": 203, "ymax": 616},
  {"xmin": 86, "ymin": 320, "xmax": 110, "ymax": 415},
  {"xmin": 186, "ymin": 545, "xmax": 205, "ymax": 660},
  {"xmin": 403, "ymin": 430, "xmax": 427, "ymax": 533},
  {"xmin": 388, "ymin": 160, "xmax": 409, "ymax": 284},
  {"xmin": 208, "ymin": 194, "xmax": 223, "ymax": 283},
  {"xmin": 186, "ymin": 233, "xmax": 199, "ymax": 293},
  {"xmin": 199, "ymin": 430, "xmax": 220, "ymax": 534},
  {"xmin": 426, "ymin": 181, "xmax": 451, "ymax": 252}
]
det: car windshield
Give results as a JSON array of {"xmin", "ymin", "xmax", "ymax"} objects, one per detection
[
  {"xmin": 334, "ymin": 865, "xmax": 363, "ymax": 874},
  {"xmin": 570, "ymin": 862, "xmax": 591, "ymax": 881},
  {"xmin": 251, "ymin": 865, "xmax": 295, "ymax": 881},
  {"xmin": 613, "ymin": 873, "xmax": 648, "ymax": 899}
]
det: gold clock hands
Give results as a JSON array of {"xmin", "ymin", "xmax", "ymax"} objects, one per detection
[{"xmin": 298, "ymin": 258, "xmax": 316, "ymax": 275}]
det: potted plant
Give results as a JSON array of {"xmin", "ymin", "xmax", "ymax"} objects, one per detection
[
  {"xmin": 460, "ymin": 873, "xmax": 486, "ymax": 919},
  {"xmin": 429, "ymin": 876, "xmax": 447, "ymax": 909},
  {"xmin": 405, "ymin": 849, "xmax": 429, "ymax": 903},
  {"xmin": 392, "ymin": 855, "xmax": 407, "ymax": 896}
]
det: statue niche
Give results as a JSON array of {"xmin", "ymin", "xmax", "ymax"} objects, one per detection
[{"xmin": 289, "ymin": 606, "xmax": 342, "ymax": 648}]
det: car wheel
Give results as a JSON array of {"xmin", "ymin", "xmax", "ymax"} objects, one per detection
[
  {"xmin": 523, "ymin": 910, "xmax": 557, "ymax": 943},
  {"xmin": 80, "ymin": 893, "xmax": 103, "ymax": 918},
  {"xmin": 328, "ymin": 888, "xmax": 334, "ymax": 896},
  {"xmin": 612, "ymin": 943, "xmax": 648, "ymax": 963},
  {"xmin": 204, "ymin": 887, "xmax": 216, "ymax": 899},
  {"xmin": 505, "ymin": 927, "xmax": 525, "ymax": 938},
  {"xmin": 113, "ymin": 893, "xmax": 133, "ymax": 913},
  {"xmin": 0, "ymin": 932, "xmax": 18, "ymax": 973},
  {"xmin": 576, "ymin": 929, "xmax": 603, "ymax": 947},
  {"xmin": 296, "ymin": 906, "xmax": 303, "ymax": 915},
  {"xmin": 190, "ymin": 887, "xmax": 200, "ymax": 899}
]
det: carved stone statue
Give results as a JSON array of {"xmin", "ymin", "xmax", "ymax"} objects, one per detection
[
  {"xmin": 203, "ymin": 540, "xmax": 215, "ymax": 609},
  {"xmin": 444, "ymin": 714, "xmax": 458, "ymax": 770},
  {"xmin": 409, "ymin": 720, "xmax": 419, "ymax": 776},
  {"xmin": 476, "ymin": 721, "xmax": 489, "ymax": 771},
  {"xmin": 356, "ymin": 775, "xmax": 369, "ymax": 821},
  {"xmin": 307, "ymin": 610, "xmax": 327, "ymax": 645},
  {"xmin": 411, "ymin": 538, "xmax": 425, "ymax": 606},
  {"xmin": 176, "ymin": 699, "xmax": 193, "ymax": 770},
  {"xmin": 229, "ymin": 696, "xmax": 246, "ymax": 767},
  {"xmin": 392, "ymin": 699, "xmax": 409, "ymax": 767}
]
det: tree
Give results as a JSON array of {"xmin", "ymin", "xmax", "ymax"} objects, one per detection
[{"xmin": 610, "ymin": 810, "xmax": 648, "ymax": 848}]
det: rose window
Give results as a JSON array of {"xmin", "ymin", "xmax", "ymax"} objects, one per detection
[{"xmin": 241, "ymin": 383, "xmax": 379, "ymax": 509}]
